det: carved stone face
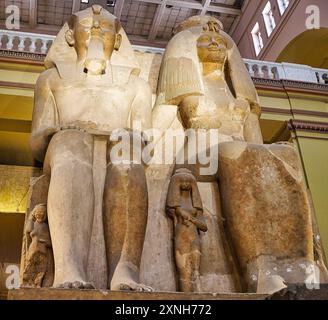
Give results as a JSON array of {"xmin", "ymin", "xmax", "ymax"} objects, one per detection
[
  {"xmin": 180, "ymin": 181, "xmax": 192, "ymax": 191},
  {"xmin": 65, "ymin": 8, "xmax": 122, "ymax": 75},
  {"xmin": 34, "ymin": 207, "xmax": 46, "ymax": 222},
  {"xmin": 197, "ymin": 31, "xmax": 227, "ymax": 64}
]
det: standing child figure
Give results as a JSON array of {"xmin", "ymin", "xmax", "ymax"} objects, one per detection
[
  {"xmin": 23, "ymin": 204, "xmax": 52, "ymax": 288},
  {"xmin": 166, "ymin": 168, "xmax": 208, "ymax": 292}
]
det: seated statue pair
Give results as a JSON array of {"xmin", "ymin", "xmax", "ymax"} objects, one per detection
[{"xmin": 20, "ymin": 5, "xmax": 327, "ymax": 294}]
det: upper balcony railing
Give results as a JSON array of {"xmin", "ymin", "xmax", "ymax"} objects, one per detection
[{"xmin": 0, "ymin": 29, "xmax": 327, "ymax": 85}]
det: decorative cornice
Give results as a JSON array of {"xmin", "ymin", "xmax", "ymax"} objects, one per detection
[
  {"xmin": 254, "ymin": 78, "xmax": 328, "ymax": 96},
  {"xmin": 282, "ymin": 80, "xmax": 328, "ymax": 95},
  {"xmin": 288, "ymin": 120, "xmax": 328, "ymax": 133},
  {"xmin": 0, "ymin": 49, "xmax": 44, "ymax": 62}
]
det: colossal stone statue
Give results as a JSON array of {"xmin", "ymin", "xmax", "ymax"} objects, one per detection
[
  {"xmin": 16, "ymin": 10, "xmax": 327, "ymax": 298},
  {"xmin": 29, "ymin": 5, "xmax": 152, "ymax": 291},
  {"xmin": 156, "ymin": 15, "xmax": 263, "ymax": 144},
  {"xmin": 156, "ymin": 15, "xmax": 327, "ymax": 293}
]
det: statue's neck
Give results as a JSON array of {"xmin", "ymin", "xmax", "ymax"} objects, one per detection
[
  {"xmin": 201, "ymin": 62, "xmax": 225, "ymax": 79},
  {"xmin": 180, "ymin": 190, "xmax": 193, "ymax": 209}
]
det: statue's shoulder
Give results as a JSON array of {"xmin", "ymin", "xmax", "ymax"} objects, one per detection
[
  {"xmin": 36, "ymin": 68, "xmax": 60, "ymax": 88},
  {"xmin": 128, "ymin": 74, "xmax": 151, "ymax": 92}
]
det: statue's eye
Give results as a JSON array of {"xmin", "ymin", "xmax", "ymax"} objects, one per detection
[
  {"xmin": 100, "ymin": 21, "xmax": 111, "ymax": 29},
  {"xmin": 198, "ymin": 36, "xmax": 211, "ymax": 44},
  {"xmin": 79, "ymin": 19, "xmax": 92, "ymax": 28}
]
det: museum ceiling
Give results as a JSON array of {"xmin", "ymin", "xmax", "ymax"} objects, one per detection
[{"xmin": 0, "ymin": 0, "xmax": 244, "ymax": 47}]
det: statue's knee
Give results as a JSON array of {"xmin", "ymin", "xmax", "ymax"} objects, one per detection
[
  {"xmin": 45, "ymin": 130, "xmax": 93, "ymax": 171},
  {"xmin": 218, "ymin": 141, "xmax": 248, "ymax": 160}
]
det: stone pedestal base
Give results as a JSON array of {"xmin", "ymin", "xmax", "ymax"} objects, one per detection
[{"xmin": 8, "ymin": 288, "xmax": 268, "ymax": 300}]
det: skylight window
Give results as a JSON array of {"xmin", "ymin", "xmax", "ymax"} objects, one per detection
[
  {"xmin": 262, "ymin": 1, "xmax": 276, "ymax": 36},
  {"xmin": 251, "ymin": 22, "xmax": 264, "ymax": 56},
  {"xmin": 277, "ymin": 0, "xmax": 290, "ymax": 15}
]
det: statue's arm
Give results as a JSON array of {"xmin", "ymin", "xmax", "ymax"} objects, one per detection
[
  {"xmin": 30, "ymin": 70, "xmax": 58, "ymax": 162},
  {"xmin": 226, "ymin": 43, "xmax": 263, "ymax": 143},
  {"xmin": 194, "ymin": 209, "xmax": 208, "ymax": 232},
  {"xmin": 25, "ymin": 216, "xmax": 34, "ymax": 236},
  {"xmin": 130, "ymin": 78, "xmax": 153, "ymax": 137}
]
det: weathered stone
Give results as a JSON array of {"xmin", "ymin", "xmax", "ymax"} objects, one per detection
[
  {"xmin": 7, "ymin": 288, "xmax": 268, "ymax": 300},
  {"xmin": 20, "ymin": 174, "xmax": 52, "ymax": 287},
  {"xmin": 217, "ymin": 142, "xmax": 315, "ymax": 292},
  {"xmin": 166, "ymin": 168, "xmax": 207, "ymax": 292},
  {"xmin": 22, "ymin": 204, "xmax": 53, "ymax": 288},
  {"xmin": 29, "ymin": 5, "xmax": 152, "ymax": 291},
  {"xmin": 155, "ymin": 15, "xmax": 263, "ymax": 143}
]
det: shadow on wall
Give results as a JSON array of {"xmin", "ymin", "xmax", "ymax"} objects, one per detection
[
  {"xmin": 0, "ymin": 214, "xmax": 25, "ymax": 298},
  {"xmin": 277, "ymin": 28, "xmax": 328, "ymax": 69}
]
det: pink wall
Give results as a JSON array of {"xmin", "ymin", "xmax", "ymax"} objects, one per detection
[{"xmin": 232, "ymin": 0, "xmax": 328, "ymax": 61}]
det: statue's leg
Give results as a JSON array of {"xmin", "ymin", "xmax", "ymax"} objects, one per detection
[
  {"xmin": 175, "ymin": 227, "xmax": 202, "ymax": 292},
  {"xmin": 217, "ymin": 141, "xmax": 315, "ymax": 293},
  {"xmin": 103, "ymin": 160, "xmax": 152, "ymax": 291},
  {"xmin": 103, "ymin": 133, "xmax": 153, "ymax": 291},
  {"xmin": 44, "ymin": 130, "xmax": 94, "ymax": 289}
]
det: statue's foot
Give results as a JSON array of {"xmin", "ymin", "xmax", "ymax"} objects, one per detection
[
  {"xmin": 111, "ymin": 261, "xmax": 153, "ymax": 292},
  {"xmin": 113, "ymin": 281, "xmax": 154, "ymax": 292},
  {"xmin": 56, "ymin": 281, "xmax": 95, "ymax": 290}
]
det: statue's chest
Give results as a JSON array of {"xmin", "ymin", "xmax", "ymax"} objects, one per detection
[{"xmin": 53, "ymin": 81, "xmax": 135, "ymax": 114}]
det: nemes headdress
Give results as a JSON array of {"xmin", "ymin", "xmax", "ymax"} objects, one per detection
[{"xmin": 44, "ymin": 5, "xmax": 140, "ymax": 80}]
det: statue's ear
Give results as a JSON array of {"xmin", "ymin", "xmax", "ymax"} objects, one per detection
[
  {"xmin": 114, "ymin": 34, "xmax": 122, "ymax": 51},
  {"xmin": 65, "ymin": 29, "xmax": 75, "ymax": 46}
]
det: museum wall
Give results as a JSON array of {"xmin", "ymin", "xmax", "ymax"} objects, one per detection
[{"xmin": 232, "ymin": 0, "xmax": 328, "ymax": 67}]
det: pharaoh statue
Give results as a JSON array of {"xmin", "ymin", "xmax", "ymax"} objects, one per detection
[
  {"xmin": 29, "ymin": 5, "xmax": 152, "ymax": 291},
  {"xmin": 155, "ymin": 15, "xmax": 327, "ymax": 293},
  {"xmin": 166, "ymin": 169, "xmax": 208, "ymax": 292}
]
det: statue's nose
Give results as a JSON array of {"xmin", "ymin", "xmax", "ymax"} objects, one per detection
[
  {"xmin": 93, "ymin": 20, "xmax": 100, "ymax": 29},
  {"xmin": 210, "ymin": 38, "xmax": 218, "ymax": 46}
]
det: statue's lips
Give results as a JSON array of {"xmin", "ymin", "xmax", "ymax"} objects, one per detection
[{"xmin": 207, "ymin": 47, "xmax": 220, "ymax": 51}]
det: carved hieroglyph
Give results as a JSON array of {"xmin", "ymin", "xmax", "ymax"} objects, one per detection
[{"xmin": 29, "ymin": 5, "xmax": 152, "ymax": 291}]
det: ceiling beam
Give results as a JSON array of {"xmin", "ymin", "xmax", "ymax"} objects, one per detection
[
  {"xmin": 137, "ymin": 0, "xmax": 241, "ymax": 15},
  {"xmin": 114, "ymin": 0, "xmax": 125, "ymax": 19},
  {"xmin": 137, "ymin": 0, "xmax": 162, "ymax": 5},
  {"xmin": 207, "ymin": 3, "xmax": 241, "ymax": 15},
  {"xmin": 148, "ymin": 0, "xmax": 167, "ymax": 41},
  {"xmin": 29, "ymin": 0, "xmax": 37, "ymax": 28},
  {"xmin": 72, "ymin": 0, "xmax": 81, "ymax": 14},
  {"xmin": 200, "ymin": 0, "xmax": 211, "ymax": 15}
]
